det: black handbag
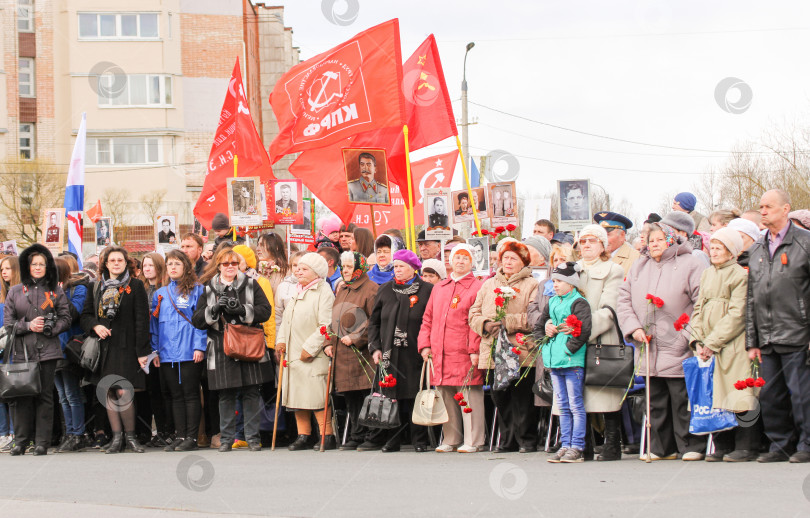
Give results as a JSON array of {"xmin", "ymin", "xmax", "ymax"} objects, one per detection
[
  {"xmin": 532, "ymin": 368, "xmax": 554, "ymax": 404},
  {"xmin": 357, "ymin": 368, "xmax": 400, "ymax": 430},
  {"xmin": 80, "ymin": 335, "xmax": 102, "ymax": 373},
  {"xmin": 0, "ymin": 326, "xmax": 42, "ymax": 399},
  {"xmin": 584, "ymin": 305, "xmax": 635, "ymax": 388}
]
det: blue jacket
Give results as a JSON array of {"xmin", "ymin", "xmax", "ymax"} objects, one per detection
[
  {"xmin": 150, "ymin": 282, "xmax": 207, "ymax": 363},
  {"xmin": 59, "ymin": 284, "xmax": 87, "ymax": 351}
]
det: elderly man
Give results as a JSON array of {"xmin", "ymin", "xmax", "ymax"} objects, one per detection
[
  {"xmin": 416, "ymin": 230, "xmax": 441, "ymax": 261},
  {"xmin": 672, "ymin": 192, "xmax": 710, "ymax": 232},
  {"xmin": 747, "ymin": 190, "xmax": 810, "ymax": 463},
  {"xmin": 594, "ymin": 211, "xmax": 640, "ymax": 276}
]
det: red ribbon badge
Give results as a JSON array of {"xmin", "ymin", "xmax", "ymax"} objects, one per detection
[{"xmin": 409, "ymin": 295, "xmax": 418, "ymax": 308}]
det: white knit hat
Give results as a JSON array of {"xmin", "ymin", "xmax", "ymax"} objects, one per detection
[
  {"xmin": 448, "ymin": 243, "xmax": 475, "ymax": 265},
  {"xmin": 579, "ymin": 224, "xmax": 609, "ymax": 251},
  {"xmin": 298, "ymin": 252, "xmax": 328, "ymax": 279},
  {"xmin": 421, "ymin": 258, "xmax": 446, "ymax": 280}
]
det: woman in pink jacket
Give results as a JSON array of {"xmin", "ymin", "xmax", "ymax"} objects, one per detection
[{"xmin": 418, "ymin": 244, "xmax": 484, "ymax": 453}]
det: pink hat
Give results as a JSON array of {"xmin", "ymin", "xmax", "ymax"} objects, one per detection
[{"xmin": 319, "ymin": 214, "xmax": 342, "ymax": 236}]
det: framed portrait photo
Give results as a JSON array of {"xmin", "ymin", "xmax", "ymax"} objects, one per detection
[
  {"xmin": 486, "ymin": 181, "xmax": 518, "ymax": 226},
  {"xmin": 271, "ymin": 179, "xmax": 303, "ymax": 225},
  {"xmin": 557, "ymin": 179, "xmax": 591, "ymax": 231},
  {"xmin": 2, "ymin": 240, "xmax": 18, "ymax": 256},
  {"xmin": 451, "ymin": 186, "xmax": 487, "ymax": 224},
  {"xmin": 227, "ymin": 176, "xmax": 263, "ymax": 226},
  {"xmin": 40, "ymin": 207, "xmax": 65, "ymax": 253},
  {"xmin": 424, "ymin": 187, "xmax": 452, "ymax": 241},
  {"xmin": 467, "ymin": 237, "xmax": 491, "ymax": 275},
  {"xmin": 155, "ymin": 214, "xmax": 179, "ymax": 250},
  {"xmin": 343, "ymin": 148, "xmax": 391, "ymax": 206},
  {"xmin": 291, "ymin": 197, "xmax": 315, "ymax": 235},
  {"xmin": 95, "ymin": 217, "xmax": 113, "ymax": 252}
]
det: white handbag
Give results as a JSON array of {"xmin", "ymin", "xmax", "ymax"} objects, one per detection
[{"xmin": 412, "ymin": 359, "xmax": 449, "ymax": 426}]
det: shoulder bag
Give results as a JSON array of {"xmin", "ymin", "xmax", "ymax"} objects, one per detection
[
  {"xmin": 0, "ymin": 325, "xmax": 41, "ymax": 399},
  {"xmin": 412, "ymin": 359, "xmax": 448, "ymax": 426},
  {"xmin": 584, "ymin": 305, "xmax": 635, "ymax": 388},
  {"xmin": 532, "ymin": 368, "xmax": 554, "ymax": 404},
  {"xmin": 219, "ymin": 280, "xmax": 265, "ymax": 362},
  {"xmin": 358, "ymin": 367, "xmax": 400, "ymax": 429}
]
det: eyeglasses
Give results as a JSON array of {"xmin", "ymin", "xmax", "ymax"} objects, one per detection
[
  {"xmin": 579, "ymin": 238, "xmax": 600, "ymax": 245},
  {"xmin": 220, "ymin": 261, "xmax": 239, "ymax": 267}
]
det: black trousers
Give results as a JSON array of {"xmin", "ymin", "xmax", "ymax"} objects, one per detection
[
  {"xmin": 649, "ymin": 376, "xmax": 705, "ymax": 455},
  {"xmin": 760, "ymin": 348, "xmax": 810, "ymax": 454},
  {"xmin": 201, "ymin": 375, "xmax": 220, "ymax": 436},
  {"xmin": 10, "ymin": 359, "xmax": 57, "ymax": 447},
  {"xmin": 135, "ymin": 365, "xmax": 173, "ymax": 437},
  {"xmin": 713, "ymin": 420, "xmax": 761, "ymax": 452},
  {"xmin": 379, "ymin": 398, "xmax": 428, "ymax": 448},
  {"xmin": 160, "ymin": 361, "xmax": 204, "ymax": 439},
  {"xmin": 342, "ymin": 390, "xmax": 382, "ymax": 443},
  {"xmin": 490, "ymin": 368, "xmax": 538, "ymax": 449}
]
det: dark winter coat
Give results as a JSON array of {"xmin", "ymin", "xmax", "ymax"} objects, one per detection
[
  {"xmin": 330, "ymin": 273, "xmax": 378, "ymax": 393},
  {"xmin": 3, "ymin": 243, "xmax": 72, "ymax": 363},
  {"xmin": 192, "ymin": 272, "xmax": 273, "ymax": 391},
  {"xmin": 80, "ymin": 275, "xmax": 151, "ymax": 389},
  {"xmin": 368, "ymin": 277, "xmax": 433, "ymax": 400}
]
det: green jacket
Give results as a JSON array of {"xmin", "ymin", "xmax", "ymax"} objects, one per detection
[{"xmin": 535, "ymin": 289, "xmax": 592, "ymax": 369}]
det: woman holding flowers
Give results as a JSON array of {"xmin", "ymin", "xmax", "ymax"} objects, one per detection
[
  {"xmin": 470, "ymin": 241, "xmax": 539, "ymax": 453},
  {"xmin": 418, "ymin": 244, "xmax": 484, "ymax": 453},
  {"xmin": 617, "ymin": 222, "xmax": 707, "ymax": 460},
  {"xmin": 688, "ymin": 227, "xmax": 760, "ymax": 462}
]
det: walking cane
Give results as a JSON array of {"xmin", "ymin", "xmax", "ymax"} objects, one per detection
[
  {"xmin": 271, "ymin": 351, "xmax": 285, "ymax": 451},
  {"xmin": 320, "ymin": 353, "xmax": 335, "ymax": 452},
  {"xmin": 644, "ymin": 338, "xmax": 652, "ymax": 463}
]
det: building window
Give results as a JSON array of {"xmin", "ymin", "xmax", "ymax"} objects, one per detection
[
  {"xmin": 19, "ymin": 124, "xmax": 34, "ymax": 159},
  {"xmin": 78, "ymin": 13, "xmax": 159, "ymax": 39},
  {"xmin": 17, "ymin": 0, "xmax": 34, "ymax": 32},
  {"xmin": 86, "ymin": 137, "xmax": 161, "ymax": 165},
  {"xmin": 97, "ymin": 74, "xmax": 172, "ymax": 107},
  {"xmin": 19, "ymin": 58, "xmax": 35, "ymax": 97}
]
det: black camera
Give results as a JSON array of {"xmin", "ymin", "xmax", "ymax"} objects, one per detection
[
  {"xmin": 42, "ymin": 312, "xmax": 57, "ymax": 336},
  {"xmin": 222, "ymin": 297, "xmax": 240, "ymax": 311}
]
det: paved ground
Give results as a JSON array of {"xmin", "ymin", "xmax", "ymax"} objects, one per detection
[{"xmin": 1, "ymin": 447, "xmax": 809, "ymax": 517}]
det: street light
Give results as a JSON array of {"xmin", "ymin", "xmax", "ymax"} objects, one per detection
[{"xmin": 461, "ymin": 42, "xmax": 475, "ymax": 182}]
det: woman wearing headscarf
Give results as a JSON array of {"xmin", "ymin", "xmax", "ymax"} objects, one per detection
[
  {"xmin": 470, "ymin": 241, "xmax": 540, "ymax": 453},
  {"xmin": 3, "ymin": 244, "xmax": 71, "ymax": 455},
  {"xmin": 276, "ymin": 253, "xmax": 336, "ymax": 450},
  {"xmin": 617, "ymin": 222, "xmax": 708, "ymax": 461},
  {"xmin": 418, "ymin": 244, "xmax": 485, "ymax": 453},
  {"xmin": 367, "ymin": 233, "xmax": 404, "ymax": 285},
  {"xmin": 327, "ymin": 252, "xmax": 379, "ymax": 450},
  {"xmin": 368, "ymin": 249, "xmax": 433, "ymax": 452}
]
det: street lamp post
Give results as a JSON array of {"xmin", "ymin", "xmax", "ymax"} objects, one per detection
[{"xmin": 461, "ymin": 42, "xmax": 475, "ymax": 180}]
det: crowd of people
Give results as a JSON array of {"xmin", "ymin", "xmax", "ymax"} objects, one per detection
[{"xmin": 1, "ymin": 187, "xmax": 809, "ymax": 465}]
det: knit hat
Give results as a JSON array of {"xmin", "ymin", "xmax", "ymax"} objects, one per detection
[
  {"xmin": 522, "ymin": 235, "xmax": 552, "ymax": 262},
  {"xmin": 211, "ymin": 213, "xmax": 230, "ymax": 231},
  {"xmin": 448, "ymin": 243, "xmax": 474, "ymax": 265},
  {"xmin": 498, "ymin": 240, "xmax": 531, "ymax": 267},
  {"xmin": 392, "ymin": 249, "xmax": 421, "ymax": 272},
  {"xmin": 232, "ymin": 244, "xmax": 257, "ymax": 269},
  {"xmin": 551, "ymin": 261, "xmax": 581, "ymax": 289},
  {"xmin": 577, "ymin": 224, "xmax": 608, "ymax": 251},
  {"xmin": 662, "ymin": 211, "xmax": 695, "ymax": 235},
  {"xmin": 727, "ymin": 218, "xmax": 761, "ymax": 243},
  {"xmin": 645, "ymin": 213, "xmax": 662, "ymax": 224},
  {"xmin": 789, "ymin": 209, "xmax": 810, "ymax": 230},
  {"xmin": 421, "ymin": 258, "xmax": 446, "ymax": 280},
  {"xmin": 298, "ymin": 252, "xmax": 328, "ymax": 279},
  {"xmin": 674, "ymin": 192, "xmax": 697, "ymax": 212},
  {"xmin": 319, "ymin": 215, "xmax": 342, "ymax": 237},
  {"xmin": 710, "ymin": 227, "xmax": 743, "ymax": 258}
]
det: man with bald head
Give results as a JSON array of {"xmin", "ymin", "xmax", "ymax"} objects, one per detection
[{"xmin": 746, "ymin": 189, "xmax": 810, "ymax": 463}]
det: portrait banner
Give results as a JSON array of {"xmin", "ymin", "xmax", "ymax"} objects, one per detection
[
  {"xmin": 155, "ymin": 214, "xmax": 179, "ymax": 251},
  {"xmin": 227, "ymin": 177, "xmax": 263, "ymax": 227},
  {"xmin": 424, "ymin": 187, "xmax": 452, "ymax": 241},
  {"xmin": 40, "ymin": 208, "xmax": 65, "ymax": 254},
  {"xmin": 557, "ymin": 179, "xmax": 591, "ymax": 232},
  {"xmin": 271, "ymin": 179, "xmax": 303, "ymax": 225},
  {"xmin": 486, "ymin": 181, "xmax": 519, "ymax": 227}
]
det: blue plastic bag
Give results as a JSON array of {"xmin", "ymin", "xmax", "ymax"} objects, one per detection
[{"xmin": 682, "ymin": 357, "xmax": 738, "ymax": 435}]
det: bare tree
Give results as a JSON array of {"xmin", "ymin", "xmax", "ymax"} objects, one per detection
[
  {"xmin": 139, "ymin": 189, "xmax": 167, "ymax": 226},
  {"xmin": 103, "ymin": 188, "xmax": 132, "ymax": 243},
  {"xmin": 0, "ymin": 159, "xmax": 66, "ymax": 245}
]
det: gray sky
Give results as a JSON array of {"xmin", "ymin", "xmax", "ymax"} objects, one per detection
[{"xmin": 279, "ymin": 0, "xmax": 810, "ymax": 225}]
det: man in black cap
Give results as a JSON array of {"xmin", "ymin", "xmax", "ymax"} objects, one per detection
[
  {"xmin": 211, "ymin": 212, "xmax": 244, "ymax": 250},
  {"xmin": 416, "ymin": 230, "xmax": 441, "ymax": 261},
  {"xmin": 593, "ymin": 211, "xmax": 640, "ymax": 276}
]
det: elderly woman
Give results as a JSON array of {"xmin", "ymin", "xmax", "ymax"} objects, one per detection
[
  {"xmin": 276, "ymin": 253, "xmax": 336, "ymax": 450},
  {"xmin": 328, "ymin": 252, "xmax": 379, "ymax": 451},
  {"xmin": 617, "ymin": 222, "xmax": 708, "ymax": 461},
  {"xmin": 419, "ymin": 244, "xmax": 484, "ymax": 453},
  {"xmin": 192, "ymin": 248, "xmax": 273, "ymax": 452},
  {"xmin": 420, "ymin": 258, "xmax": 446, "ymax": 285},
  {"xmin": 369, "ymin": 250, "xmax": 433, "ymax": 452},
  {"xmin": 81, "ymin": 246, "xmax": 150, "ymax": 454},
  {"xmin": 367, "ymin": 234, "xmax": 404, "ymax": 285},
  {"xmin": 4, "ymin": 244, "xmax": 71, "ymax": 456},
  {"xmin": 470, "ymin": 241, "xmax": 540, "ymax": 453}
]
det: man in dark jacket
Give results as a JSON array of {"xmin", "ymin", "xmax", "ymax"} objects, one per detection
[
  {"xmin": 211, "ymin": 213, "xmax": 244, "ymax": 251},
  {"xmin": 746, "ymin": 189, "xmax": 810, "ymax": 463}
]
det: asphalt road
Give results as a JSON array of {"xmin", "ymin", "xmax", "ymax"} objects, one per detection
[{"xmin": 1, "ymin": 447, "xmax": 809, "ymax": 517}]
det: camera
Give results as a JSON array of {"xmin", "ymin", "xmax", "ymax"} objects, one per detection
[
  {"xmin": 222, "ymin": 297, "xmax": 240, "ymax": 311},
  {"xmin": 42, "ymin": 312, "xmax": 57, "ymax": 336}
]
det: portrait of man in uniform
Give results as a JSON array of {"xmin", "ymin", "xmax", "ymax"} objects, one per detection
[
  {"xmin": 45, "ymin": 212, "xmax": 60, "ymax": 243},
  {"xmin": 344, "ymin": 149, "xmax": 391, "ymax": 205}
]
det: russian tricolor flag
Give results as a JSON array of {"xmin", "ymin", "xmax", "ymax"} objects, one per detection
[{"xmin": 64, "ymin": 113, "xmax": 86, "ymax": 267}]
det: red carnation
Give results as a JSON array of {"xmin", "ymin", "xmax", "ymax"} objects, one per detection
[
  {"xmin": 494, "ymin": 226, "xmax": 506, "ymax": 234},
  {"xmin": 653, "ymin": 297, "xmax": 664, "ymax": 308},
  {"xmin": 454, "ymin": 392, "xmax": 464, "ymax": 401},
  {"xmin": 754, "ymin": 377, "xmax": 766, "ymax": 387},
  {"xmin": 646, "ymin": 294, "xmax": 654, "ymax": 301},
  {"xmin": 673, "ymin": 313, "xmax": 690, "ymax": 332},
  {"xmin": 463, "ymin": 407, "xmax": 473, "ymax": 414},
  {"xmin": 459, "ymin": 400, "xmax": 468, "ymax": 407},
  {"xmin": 734, "ymin": 380, "xmax": 747, "ymax": 390},
  {"xmin": 745, "ymin": 377, "xmax": 755, "ymax": 388},
  {"xmin": 282, "ymin": 360, "xmax": 288, "ymax": 367},
  {"xmin": 511, "ymin": 347, "xmax": 520, "ymax": 355},
  {"xmin": 515, "ymin": 333, "xmax": 526, "ymax": 345},
  {"xmin": 495, "ymin": 296, "xmax": 505, "ymax": 308},
  {"xmin": 319, "ymin": 325, "xmax": 328, "ymax": 337},
  {"xmin": 506, "ymin": 224, "xmax": 517, "ymax": 232},
  {"xmin": 494, "ymin": 287, "xmax": 502, "ymax": 294},
  {"xmin": 480, "ymin": 229, "xmax": 490, "ymax": 236},
  {"xmin": 472, "ymin": 231, "xmax": 480, "ymax": 237}
]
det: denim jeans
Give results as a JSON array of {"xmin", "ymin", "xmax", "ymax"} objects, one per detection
[
  {"xmin": 551, "ymin": 367, "xmax": 586, "ymax": 450},
  {"xmin": 54, "ymin": 369, "xmax": 86, "ymax": 435},
  {"xmin": 0, "ymin": 402, "xmax": 11, "ymax": 435}
]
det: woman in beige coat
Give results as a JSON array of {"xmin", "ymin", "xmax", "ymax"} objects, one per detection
[
  {"xmin": 689, "ymin": 227, "xmax": 759, "ymax": 462},
  {"xmin": 276, "ymin": 253, "xmax": 336, "ymax": 451}
]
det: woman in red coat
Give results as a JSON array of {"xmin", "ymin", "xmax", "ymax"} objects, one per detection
[{"xmin": 418, "ymin": 244, "xmax": 484, "ymax": 453}]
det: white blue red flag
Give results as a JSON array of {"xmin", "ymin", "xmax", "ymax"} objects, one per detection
[{"xmin": 64, "ymin": 113, "xmax": 86, "ymax": 267}]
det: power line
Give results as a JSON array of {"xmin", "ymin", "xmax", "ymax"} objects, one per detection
[{"xmin": 439, "ymin": 26, "xmax": 810, "ymax": 42}]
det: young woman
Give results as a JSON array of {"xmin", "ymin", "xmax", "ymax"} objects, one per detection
[
  {"xmin": 151, "ymin": 250, "xmax": 207, "ymax": 451},
  {"xmin": 0, "ymin": 256, "xmax": 20, "ymax": 451},
  {"xmin": 80, "ymin": 246, "xmax": 151, "ymax": 454}
]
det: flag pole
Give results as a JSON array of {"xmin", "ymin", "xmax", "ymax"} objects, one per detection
[
  {"xmin": 403, "ymin": 125, "xmax": 417, "ymax": 251},
  {"xmin": 232, "ymin": 155, "xmax": 238, "ymax": 242},
  {"xmin": 369, "ymin": 205, "xmax": 378, "ymax": 239},
  {"xmin": 455, "ymin": 136, "xmax": 482, "ymax": 236}
]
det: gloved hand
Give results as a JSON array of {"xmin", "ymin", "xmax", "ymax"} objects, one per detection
[{"xmin": 223, "ymin": 299, "xmax": 246, "ymax": 317}]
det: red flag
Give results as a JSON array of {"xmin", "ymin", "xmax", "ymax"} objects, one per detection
[
  {"xmin": 86, "ymin": 200, "xmax": 102, "ymax": 223},
  {"xmin": 194, "ymin": 58, "xmax": 274, "ymax": 229},
  {"xmin": 267, "ymin": 20, "xmax": 405, "ymax": 163}
]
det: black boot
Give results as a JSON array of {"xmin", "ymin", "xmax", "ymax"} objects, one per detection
[
  {"xmin": 288, "ymin": 434, "xmax": 313, "ymax": 451},
  {"xmin": 104, "ymin": 432, "xmax": 124, "ymax": 454},
  {"xmin": 125, "ymin": 432, "xmax": 145, "ymax": 453},
  {"xmin": 597, "ymin": 413, "xmax": 622, "ymax": 462}
]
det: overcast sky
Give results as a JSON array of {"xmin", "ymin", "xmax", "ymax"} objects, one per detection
[{"xmin": 277, "ymin": 1, "xmax": 810, "ymax": 225}]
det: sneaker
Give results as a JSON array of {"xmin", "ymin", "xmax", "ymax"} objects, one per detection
[
  {"xmin": 0, "ymin": 435, "xmax": 12, "ymax": 451},
  {"xmin": 210, "ymin": 433, "xmax": 221, "ymax": 449},
  {"xmin": 233, "ymin": 439, "xmax": 249, "ymax": 449},
  {"xmin": 560, "ymin": 448, "xmax": 584, "ymax": 463},
  {"xmin": 91, "ymin": 432, "xmax": 109, "ymax": 449},
  {"xmin": 457, "ymin": 445, "xmax": 481, "ymax": 453},
  {"xmin": 435, "ymin": 444, "xmax": 457, "ymax": 453},
  {"xmin": 547, "ymin": 447, "xmax": 568, "ymax": 463},
  {"xmin": 639, "ymin": 452, "xmax": 678, "ymax": 461},
  {"xmin": 682, "ymin": 451, "xmax": 705, "ymax": 461}
]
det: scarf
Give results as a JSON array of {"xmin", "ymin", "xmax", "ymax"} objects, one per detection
[
  {"xmin": 344, "ymin": 253, "xmax": 368, "ymax": 285},
  {"xmin": 368, "ymin": 264, "xmax": 395, "ymax": 285},
  {"xmin": 297, "ymin": 278, "xmax": 321, "ymax": 294},
  {"xmin": 390, "ymin": 277, "xmax": 421, "ymax": 348},
  {"xmin": 98, "ymin": 270, "xmax": 131, "ymax": 319}
]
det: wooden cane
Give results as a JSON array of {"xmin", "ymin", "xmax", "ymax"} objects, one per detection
[
  {"xmin": 320, "ymin": 354, "xmax": 335, "ymax": 452},
  {"xmin": 644, "ymin": 338, "xmax": 652, "ymax": 463},
  {"xmin": 271, "ymin": 351, "xmax": 285, "ymax": 451}
]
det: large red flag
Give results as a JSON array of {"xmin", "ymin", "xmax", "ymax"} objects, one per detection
[
  {"xmin": 194, "ymin": 58, "xmax": 274, "ymax": 229},
  {"xmin": 267, "ymin": 20, "xmax": 405, "ymax": 163}
]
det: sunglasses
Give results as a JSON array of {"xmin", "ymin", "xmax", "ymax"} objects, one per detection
[{"xmin": 220, "ymin": 261, "xmax": 239, "ymax": 267}]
